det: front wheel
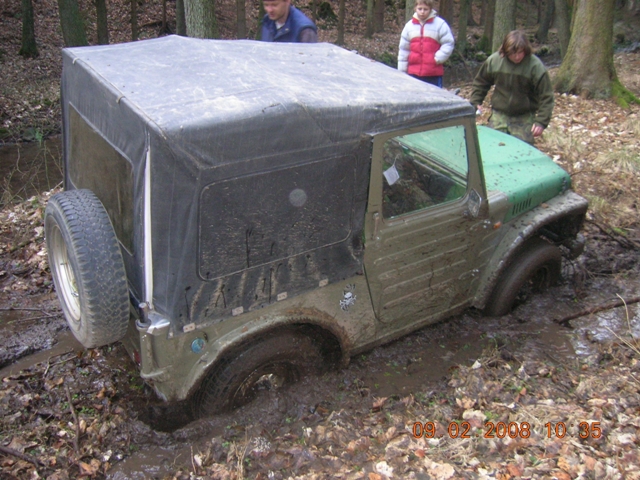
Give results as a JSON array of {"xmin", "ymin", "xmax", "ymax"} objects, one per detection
[
  {"xmin": 192, "ymin": 331, "xmax": 324, "ymax": 418},
  {"xmin": 485, "ymin": 238, "xmax": 562, "ymax": 317},
  {"xmin": 45, "ymin": 189, "xmax": 130, "ymax": 348}
]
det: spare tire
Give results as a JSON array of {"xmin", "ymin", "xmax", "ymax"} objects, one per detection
[{"xmin": 45, "ymin": 189, "xmax": 130, "ymax": 348}]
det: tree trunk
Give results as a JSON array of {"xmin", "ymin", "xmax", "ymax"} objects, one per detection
[
  {"xmin": 405, "ymin": 0, "xmax": 415, "ymax": 22},
  {"xmin": 555, "ymin": 0, "xmax": 571, "ymax": 59},
  {"xmin": 337, "ymin": 0, "xmax": 345, "ymax": 45},
  {"xmin": 176, "ymin": 0, "xmax": 187, "ymax": 35},
  {"xmin": 256, "ymin": 0, "xmax": 265, "ymax": 39},
  {"xmin": 162, "ymin": 0, "xmax": 168, "ymax": 33},
  {"xmin": 374, "ymin": 0, "xmax": 384, "ymax": 32},
  {"xmin": 310, "ymin": 0, "xmax": 318, "ymax": 20},
  {"xmin": 467, "ymin": 0, "xmax": 478, "ymax": 26},
  {"xmin": 366, "ymin": 0, "xmax": 374, "ymax": 38},
  {"xmin": 57, "ymin": 0, "xmax": 88, "ymax": 47},
  {"xmin": 458, "ymin": 0, "xmax": 470, "ymax": 53},
  {"xmin": 96, "ymin": 0, "xmax": 109, "ymax": 44},
  {"xmin": 492, "ymin": 0, "xmax": 516, "ymax": 52},
  {"xmin": 19, "ymin": 0, "xmax": 38, "ymax": 57},
  {"xmin": 130, "ymin": 0, "xmax": 138, "ymax": 41},
  {"xmin": 185, "ymin": 0, "xmax": 218, "ymax": 38},
  {"xmin": 554, "ymin": 0, "xmax": 616, "ymax": 98},
  {"xmin": 479, "ymin": 0, "xmax": 495, "ymax": 52},
  {"xmin": 439, "ymin": 0, "xmax": 454, "ymax": 26},
  {"xmin": 536, "ymin": 0, "xmax": 542, "ymax": 23},
  {"xmin": 535, "ymin": 0, "xmax": 553, "ymax": 43},
  {"xmin": 236, "ymin": 0, "xmax": 246, "ymax": 38}
]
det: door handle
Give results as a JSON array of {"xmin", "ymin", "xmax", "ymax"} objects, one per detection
[{"xmin": 372, "ymin": 212, "xmax": 380, "ymax": 240}]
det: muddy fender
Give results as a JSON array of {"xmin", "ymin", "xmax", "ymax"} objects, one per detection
[{"xmin": 474, "ymin": 190, "xmax": 587, "ymax": 310}]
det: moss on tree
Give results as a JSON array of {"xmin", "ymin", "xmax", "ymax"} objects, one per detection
[{"xmin": 612, "ymin": 80, "xmax": 640, "ymax": 108}]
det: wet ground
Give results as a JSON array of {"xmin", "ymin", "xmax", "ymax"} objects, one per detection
[
  {"xmin": 2, "ymin": 239, "xmax": 639, "ymax": 478},
  {"xmin": 0, "ymin": 137, "xmax": 63, "ymax": 205},
  {"xmin": 1, "ymin": 141, "xmax": 639, "ymax": 478}
]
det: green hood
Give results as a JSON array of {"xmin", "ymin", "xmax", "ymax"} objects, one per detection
[{"xmin": 478, "ymin": 126, "xmax": 571, "ymax": 221}]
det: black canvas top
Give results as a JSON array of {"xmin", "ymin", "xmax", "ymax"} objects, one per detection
[{"xmin": 62, "ymin": 35, "xmax": 473, "ymax": 167}]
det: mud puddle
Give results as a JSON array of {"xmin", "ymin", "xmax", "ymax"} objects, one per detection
[
  {"xmin": 0, "ymin": 329, "xmax": 82, "ymax": 378},
  {"xmin": 106, "ymin": 281, "xmax": 639, "ymax": 477},
  {"xmin": 0, "ymin": 136, "xmax": 63, "ymax": 204},
  {"xmin": 2, "ymin": 238, "xmax": 639, "ymax": 478}
]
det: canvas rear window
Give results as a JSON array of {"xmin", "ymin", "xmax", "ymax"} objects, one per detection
[
  {"xmin": 69, "ymin": 105, "xmax": 134, "ymax": 253},
  {"xmin": 198, "ymin": 156, "xmax": 355, "ymax": 279}
]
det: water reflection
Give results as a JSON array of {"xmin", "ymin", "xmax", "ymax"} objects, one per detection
[
  {"xmin": 0, "ymin": 136, "xmax": 63, "ymax": 205},
  {"xmin": 572, "ymin": 304, "xmax": 640, "ymax": 356}
]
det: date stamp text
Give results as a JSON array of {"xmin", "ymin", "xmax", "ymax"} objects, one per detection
[{"xmin": 412, "ymin": 421, "xmax": 602, "ymax": 439}]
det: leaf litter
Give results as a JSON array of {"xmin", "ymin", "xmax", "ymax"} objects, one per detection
[{"xmin": 1, "ymin": 0, "xmax": 640, "ymax": 478}]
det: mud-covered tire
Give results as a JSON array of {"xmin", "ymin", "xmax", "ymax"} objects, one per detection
[
  {"xmin": 45, "ymin": 189, "xmax": 129, "ymax": 348},
  {"xmin": 192, "ymin": 331, "xmax": 324, "ymax": 417},
  {"xmin": 485, "ymin": 238, "xmax": 562, "ymax": 317}
]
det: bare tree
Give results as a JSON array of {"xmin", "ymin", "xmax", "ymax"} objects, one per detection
[
  {"xmin": 535, "ymin": 0, "xmax": 553, "ymax": 43},
  {"xmin": 458, "ymin": 0, "xmax": 471, "ymax": 53},
  {"xmin": 237, "ymin": 0, "xmax": 246, "ymax": 38},
  {"xmin": 96, "ymin": 0, "xmax": 109, "ymax": 44},
  {"xmin": 366, "ymin": 0, "xmax": 374, "ymax": 38},
  {"xmin": 176, "ymin": 0, "xmax": 187, "ymax": 35},
  {"xmin": 374, "ymin": 0, "xmax": 385, "ymax": 32},
  {"xmin": 337, "ymin": 0, "xmax": 345, "ymax": 45},
  {"xmin": 185, "ymin": 0, "xmax": 218, "ymax": 38},
  {"xmin": 479, "ymin": 0, "xmax": 495, "ymax": 52},
  {"xmin": 406, "ymin": 0, "xmax": 415, "ymax": 22},
  {"xmin": 57, "ymin": 0, "xmax": 88, "ymax": 47},
  {"xmin": 439, "ymin": 0, "xmax": 454, "ymax": 26},
  {"xmin": 131, "ymin": 0, "xmax": 138, "ymax": 40},
  {"xmin": 256, "ymin": 0, "xmax": 265, "ymax": 39},
  {"xmin": 554, "ymin": 0, "xmax": 638, "ymax": 105},
  {"xmin": 492, "ymin": 0, "xmax": 515, "ymax": 51},
  {"xmin": 555, "ymin": 0, "xmax": 571, "ymax": 58},
  {"xmin": 19, "ymin": 0, "xmax": 38, "ymax": 57}
]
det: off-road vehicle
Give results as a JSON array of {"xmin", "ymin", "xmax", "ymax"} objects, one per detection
[{"xmin": 45, "ymin": 36, "xmax": 587, "ymax": 416}]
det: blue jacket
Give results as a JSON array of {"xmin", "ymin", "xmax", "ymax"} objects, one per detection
[{"xmin": 261, "ymin": 6, "xmax": 317, "ymax": 43}]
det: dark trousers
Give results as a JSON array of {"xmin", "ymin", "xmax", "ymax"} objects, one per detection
[{"xmin": 410, "ymin": 75, "xmax": 443, "ymax": 88}]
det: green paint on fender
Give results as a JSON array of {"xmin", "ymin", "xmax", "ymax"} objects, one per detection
[{"xmin": 478, "ymin": 126, "xmax": 571, "ymax": 221}]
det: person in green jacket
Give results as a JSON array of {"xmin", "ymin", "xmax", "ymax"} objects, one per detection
[{"xmin": 470, "ymin": 30, "xmax": 554, "ymax": 144}]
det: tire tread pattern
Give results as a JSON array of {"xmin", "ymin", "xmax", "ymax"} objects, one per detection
[{"xmin": 45, "ymin": 189, "xmax": 129, "ymax": 348}]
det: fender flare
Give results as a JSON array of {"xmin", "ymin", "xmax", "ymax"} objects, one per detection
[
  {"xmin": 473, "ymin": 190, "xmax": 588, "ymax": 310},
  {"xmin": 179, "ymin": 311, "xmax": 350, "ymax": 401}
]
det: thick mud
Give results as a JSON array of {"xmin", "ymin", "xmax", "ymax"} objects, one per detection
[
  {"xmin": 2, "ymin": 235, "xmax": 639, "ymax": 477},
  {"xmin": 0, "ymin": 136, "xmax": 63, "ymax": 205},
  {"xmin": 1, "ymin": 142, "xmax": 639, "ymax": 477}
]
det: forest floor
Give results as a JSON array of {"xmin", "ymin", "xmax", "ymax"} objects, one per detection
[{"xmin": 2, "ymin": 0, "xmax": 640, "ymax": 478}]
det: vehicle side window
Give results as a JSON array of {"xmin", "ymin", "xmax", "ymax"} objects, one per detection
[{"xmin": 382, "ymin": 125, "xmax": 468, "ymax": 219}]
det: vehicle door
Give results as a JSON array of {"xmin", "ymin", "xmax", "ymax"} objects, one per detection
[{"xmin": 363, "ymin": 119, "xmax": 487, "ymax": 330}]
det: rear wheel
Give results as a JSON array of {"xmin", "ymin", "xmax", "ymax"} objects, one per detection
[
  {"xmin": 485, "ymin": 238, "xmax": 562, "ymax": 317},
  {"xmin": 192, "ymin": 331, "xmax": 324, "ymax": 417},
  {"xmin": 45, "ymin": 189, "xmax": 130, "ymax": 348}
]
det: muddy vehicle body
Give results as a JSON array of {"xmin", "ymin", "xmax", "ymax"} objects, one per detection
[{"xmin": 46, "ymin": 36, "xmax": 587, "ymax": 415}]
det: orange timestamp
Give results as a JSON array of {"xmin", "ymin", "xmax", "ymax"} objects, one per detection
[{"xmin": 412, "ymin": 421, "xmax": 603, "ymax": 439}]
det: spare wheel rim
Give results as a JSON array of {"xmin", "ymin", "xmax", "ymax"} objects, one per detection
[{"xmin": 50, "ymin": 225, "xmax": 82, "ymax": 323}]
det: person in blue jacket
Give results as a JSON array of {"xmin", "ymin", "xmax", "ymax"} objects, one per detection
[{"xmin": 261, "ymin": 0, "xmax": 318, "ymax": 43}]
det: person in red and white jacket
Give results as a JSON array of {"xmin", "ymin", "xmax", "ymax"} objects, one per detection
[{"xmin": 398, "ymin": 0, "xmax": 455, "ymax": 88}]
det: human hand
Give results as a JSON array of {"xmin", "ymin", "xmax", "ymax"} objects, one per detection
[{"xmin": 531, "ymin": 123, "xmax": 544, "ymax": 137}]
